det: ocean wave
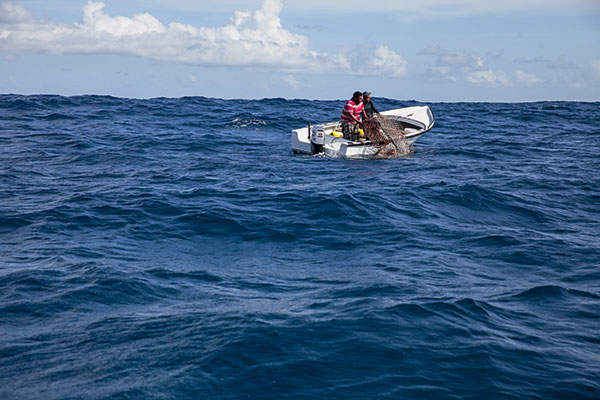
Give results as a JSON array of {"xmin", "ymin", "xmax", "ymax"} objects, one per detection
[
  {"xmin": 146, "ymin": 267, "xmax": 223, "ymax": 283},
  {"xmin": 39, "ymin": 112, "xmax": 77, "ymax": 121},
  {"xmin": 1, "ymin": 94, "xmax": 599, "ymax": 399},
  {"xmin": 511, "ymin": 285, "xmax": 600, "ymax": 302}
]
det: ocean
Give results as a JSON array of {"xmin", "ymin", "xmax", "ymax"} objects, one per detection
[{"xmin": 0, "ymin": 94, "xmax": 599, "ymax": 399}]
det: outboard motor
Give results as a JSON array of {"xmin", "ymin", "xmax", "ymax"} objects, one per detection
[{"xmin": 310, "ymin": 124, "xmax": 325, "ymax": 154}]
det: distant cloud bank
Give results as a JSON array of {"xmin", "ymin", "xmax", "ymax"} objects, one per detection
[
  {"xmin": 0, "ymin": 0, "xmax": 407, "ymax": 78},
  {"xmin": 284, "ymin": 0, "xmax": 598, "ymax": 16}
]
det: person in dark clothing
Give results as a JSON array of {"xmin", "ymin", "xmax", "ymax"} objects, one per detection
[{"xmin": 361, "ymin": 91, "xmax": 379, "ymax": 120}]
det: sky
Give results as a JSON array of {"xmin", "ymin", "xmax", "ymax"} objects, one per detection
[{"xmin": 1, "ymin": 0, "xmax": 599, "ymax": 101}]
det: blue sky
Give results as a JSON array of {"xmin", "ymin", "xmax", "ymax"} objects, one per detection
[{"xmin": 1, "ymin": 0, "xmax": 599, "ymax": 101}]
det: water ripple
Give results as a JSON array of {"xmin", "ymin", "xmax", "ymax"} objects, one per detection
[{"xmin": 0, "ymin": 95, "xmax": 599, "ymax": 399}]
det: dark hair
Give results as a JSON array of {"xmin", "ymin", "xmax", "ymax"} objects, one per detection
[{"xmin": 352, "ymin": 91, "xmax": 362, "ymax": 99}]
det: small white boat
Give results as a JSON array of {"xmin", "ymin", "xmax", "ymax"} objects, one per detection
[{"xmin": 291, "ymin": 105, "xmax": 434, "ymax": 158}]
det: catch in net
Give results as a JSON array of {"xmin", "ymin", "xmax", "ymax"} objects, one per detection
[{"xmin": 362, "ymin": 114, "xmax": 412, "ymax": 158}]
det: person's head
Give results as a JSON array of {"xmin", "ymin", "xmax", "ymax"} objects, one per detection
[
  {"xmin": 363, "ymin": 91, "xmax": 372, "ymax": 102},
  {"xmin": 352, "ymin": 91, "xmax": 363, "ymax": 103}
]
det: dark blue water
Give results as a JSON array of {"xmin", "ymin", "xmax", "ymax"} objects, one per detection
[{"xmin": 1, "ymin": 94, "xmax": 599, "ymax": 399}]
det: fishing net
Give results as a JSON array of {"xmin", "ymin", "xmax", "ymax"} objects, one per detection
[{"xmin": 362, "ymin": 114, "xmax": 412, "ymax": 158}]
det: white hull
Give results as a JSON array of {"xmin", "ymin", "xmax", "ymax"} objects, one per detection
[{"xmin": 292, "ymin": 105, "xmax": 434, "ymax": 159}]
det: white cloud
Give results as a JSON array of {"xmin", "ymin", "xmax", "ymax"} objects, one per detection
[
  {"xmin": 79, "ymin": 2, "xmax": 166, "ymax": 35},
  {"xmin": 0, "ymin": 0, "xmax": 314, "ymax": 68},
  {"xmin": 430, "ymin": 66, "xmax": 457, "ymax": 81},
  {"xmin": 0, "ymin": 0, "xmax": 408, "ymax": 78},
  {"xmin": 421, "ymin": 45, "xmax": 511, "ymax": 86},
  {"xmin": 467, "ymin": 69, "xmax": 511, "ymax": 86},
  {"xmin": 420, "ymin": 46, "xmax": 487, "ymax": 69},
  {"xmin": 515, "ymin": 70, "xmax": 543, "ymax": 86},
  {"xmin": 0, "ymin": 1, "xmax": 33, "ymax": 23},
  {"xmin": 362, "ymin": 45, "xmax": 407, "ymax": 78},
  {"xmin": 420, "ymin": 46, "xmax": 470, "ymax": 66}
]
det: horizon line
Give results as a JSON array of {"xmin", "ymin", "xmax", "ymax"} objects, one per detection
[{"xmin": 2, "ymin": 92, "xmax": 599, "ymax": 104}]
